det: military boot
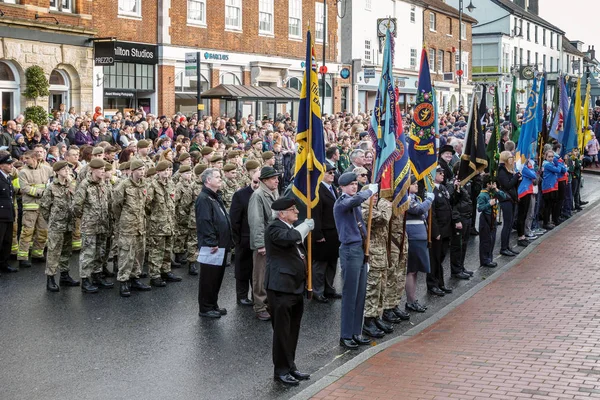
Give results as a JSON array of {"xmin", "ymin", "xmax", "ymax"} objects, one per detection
[
  {"xmin": 46, "ymin": 275, "xmax": 60, "ymax": 292},
  {"xmin": 382, "ymin": 309, "xmax": 402, "ymax": 324},
  {"xmin": 171, "ymin": 253, "xmax": 183, "ymax": 268},
  {"xmin": 59, "ymin": 271, "xmax": 80, "ymax": 287},
  {"xmin": 120, "ymin": 281, "xmax": 131, "ymax": 297},
  {"xmin": 161, "ymin": 271, "xmax": 182, "ymax": 282},
  {"xmin": 374, "ymin": 317, "xmax": 394, "ymax": 333},
  {"xmin": 92, "ymin": 273, "xmax": 114, "ymax": 289},
  {"xmin": 150, "ymin": 277, "xmax": 166, "ymax": 287},
  {"xmin": 130, "ymin": 278, "xmax": 151, "ymax": 291},
  {"xmin": 81, "ymin": 278, "xmax": 99, "ymax": 294},
  {"xmin": 362, "ymin": 317, "xmax": 385, "ymax": 338},
  {"xmin": 189, "ymin": 262, "xmax": 199, "ymax": 276}
]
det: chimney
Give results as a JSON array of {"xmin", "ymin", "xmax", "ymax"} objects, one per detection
[
  {"xmin": 514, "ymin": 0, "xmax": 525, "ymax": 8},
  {"xmin": 592, "ymin": 46, "xmax": 596, "ymax": 61},
  {"xmin": 528, "ymin": 0, "xmax": 539, "ymax": 15}
]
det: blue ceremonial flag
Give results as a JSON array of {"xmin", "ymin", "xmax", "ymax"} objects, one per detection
[
  {"xmin": 550, "ymin": 75, "xmax": 568, "ymax": 142},
  {"xmin": 368, "ymin": 29, "xmax": 400, "ymax": 185},
  {"xmin": 515, "ymin": 76, "xmax": 539, "ymax": 169},
  {"xmin": 408, "ymin": 48, "xmax": 437, "ymax": 190},
  {"xmin": 534, "ymin": 74, "xmax": 546, "ymax": 138},
  {"xmin": 561, "ymin": 92, "xmax": 578, "ymax": 157},
  {"xmin": 292, "ymin": 29, "xmax": 326, "ymax": 209}
]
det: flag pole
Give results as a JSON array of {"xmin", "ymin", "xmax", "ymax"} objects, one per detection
[{"xmin": 306, "ymin": 29, "xmax": 314, "ymax": 300}]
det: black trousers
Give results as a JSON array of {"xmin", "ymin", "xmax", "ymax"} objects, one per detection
[
  {"xmin": 234, "ymin": 246, "xmax": 253, "ymax": 301},
  {"xmin": 267, "ymin": 289, "xmax": 304, "ymax": 376},
  {"xmin": 312, "ymin": 259, "xmax": 337, "ymax": 296},
  {"xmin": 0, "ymin": 221, "xmax": 13, "ymax": 267},
  {"xmin": 557, "ymin": 181, "xmax": 566, "ymax": 219},
  {"xmin": 499, "ymin": 201, "xmax": 515, "ymax": 251},
  {"xmin": 450, "ymin": 218, "xmax": 471, "ymax": 274},
  {"xmin": 478, "ymin": 214, "xmax": 496, "ymax": 265},
  {"xmin": 516, "ymin": 194, "xmax": 531, "ymax": 237},
  {"xmin": 427, "ymin": 238, "xmax": 449, "ymax": 290},
  {"xmin": 572, "ymin": 178, "xmax": 582, "ymax": 207},
  {"xmin": 198, "ymin": 255, "xmax": 227, "ymax": 313},
  {"xmin": 543, "ymin": 191, "xmax": 558, "ymax": 225}
]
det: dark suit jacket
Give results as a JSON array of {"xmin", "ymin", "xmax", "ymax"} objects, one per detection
[
  {"xmin": 0, "ymin": 172, "xmax": 15, "ymax": 223},
  {"xmin": 264, "ymin": 219, "xmax": 307, "ymax": 295},
  {"xmin": 312, "ymin": 182, "xmax": 340, "ymax": 261},
  {"xmin": 431, "ymin": 184, "xmax": 453, "ymax": 240},
  {"xmin": 230, "ymin": 185, "xmax": 253, "ymax": 248}
]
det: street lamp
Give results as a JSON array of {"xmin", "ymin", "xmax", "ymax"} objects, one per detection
[{"xmin": 458, "ymin": 0, "xmax": 475, "ymax": 111}]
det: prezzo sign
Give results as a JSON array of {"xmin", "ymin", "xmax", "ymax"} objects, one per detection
[
  {"xmin": 94, "ymin": 41, "xmax": 158, "ymax": 66},
  {"xmin": 204, "ymin": 52, "xmax": 229, "ymax": 61}
]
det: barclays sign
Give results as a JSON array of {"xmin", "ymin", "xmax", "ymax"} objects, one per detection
[{"xmin": 203, "ymin": 52, "xmax": 230, "ymax": 61}]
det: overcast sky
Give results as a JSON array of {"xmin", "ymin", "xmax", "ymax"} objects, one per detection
[{"xmin": 538, "ymin": 0, "xmax": 600, "ymax": 54}]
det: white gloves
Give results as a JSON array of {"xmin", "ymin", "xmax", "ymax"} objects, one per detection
[
  {"xmin": 426, "ymin": 192, "xmax": 435, "ymax": 201},
  {"xmin": 294, "ymin": 219, "xmax": 315, "ymax": 241},
  {"xmin": 368, "ymin": 183, "xmax": 378, "ymax": 194}
]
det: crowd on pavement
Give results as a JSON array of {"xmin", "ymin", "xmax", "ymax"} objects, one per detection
[{"xmin": 0, "ymin": 102, "xmax": 597, "ymax": 386}]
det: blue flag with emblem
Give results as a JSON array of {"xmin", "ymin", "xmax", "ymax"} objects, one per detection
[
  {"xmin": 408, "ymin": 48, "xmax": 437, "ymax": 190},
  {"xmin": 550, "ymin": 75, "xmax": 568, "ymax": 142},
  {"xmin": 561, "ymin": 92, "xmax": 578, "ymax": 157},
  {"xmin": 515, "ymin": 76, "xmax": 539, "ymax": 170},
  {"xmin": 292, "ymin": 29, "xmax": 326, "ymax": 209}
]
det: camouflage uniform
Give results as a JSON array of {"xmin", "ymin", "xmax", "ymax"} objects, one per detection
[
  {"xmin": 245, "ymin": 149, "xmax": 263, "ymax": 166},
  {"xmin": 112, "ymin": 177, "xmax": 148, "ymax": 282},
  {"xmin": 178, "ymin": 179, "xmax": 202, "ymax": 264},
  {"xmin": 17, "ymin": 163, "xmax": 51, "ymax": 261},
  {"xmin": 382, "ymin": 212, "xmax": 408, "ymax": 310},
  {"xmin": 39, "ymin": 179, "xmax": 74, "ymax": 276},
  {"xmin": 74, "ymin": 177, "xmax": 111, "ymax": 279},
  {"xmin": 221, "ymin": 176, "xmax": 238, "ymax": 210},
  {"xmin": 173, "ymin": 178, "xmax": 194, "ymax": 255},
  {"xmin": 145, "ymin": 178, "xmax": 176, "ymax": 279},
  {"xmin": 136, "ymin": 155, "xmax": 155, "ymax": 171},
  {"xmin": 361, "ymin": 197, "xmax": 392, "ymax": 319},
  {"xmin": 70, "ymin": 162, "xmax": 84, "ymax": 250}
]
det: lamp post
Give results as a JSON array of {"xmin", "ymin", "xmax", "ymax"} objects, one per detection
[{"xmin": 458, "ymin": 0, "xmax": 475, "ymax": 111}]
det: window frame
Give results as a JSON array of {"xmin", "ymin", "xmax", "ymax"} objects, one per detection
[
  {"xmin": 259, "ymin": 0, "xmax": 274, "ymax": 35},
  {"xmin": 118, "ymin": 0, "xmax": 141, "ymax": 18},
  {"xmin": 365, "ymin": 0, "xmax": 371, "ymax": 11},
  {"xmin": 410, "ymin": 48, "xmax": 417, "ymax": 70},
  {"xmin": 526, "ymin": 22, "xmax": 530, "ymax": 41},
  {"xmin": 288, "ymin": 0, "xmax": 302, "ymax": 39},
  {"xmin": 429, "ymin": 48, "xmax": 436, "ymax": 72},
  {"xmin": 447, "ymin": 17, "xmax": 452, "ymax": 36},
  {"xmin": 534, "ymin": 25, "xmax": 538, "ymax": 43},
  {"xmin": 437, "ymin": 49, "xmax": 444, "ymax": 72},
  {"xmin": 542, "ymin": 28, "xmax": 546, "ymax": 46},
  {"xmin": 187, "ymin": 0, "xmax": 206, "ymax": 26},
  {"xmin": 460, "ymin": 22, "xmax": 466, "ymax": 40},
  {"xmin": 315, "ymin": 2, "xmax": 327, "ymax": 43},
  {"xmin": 50, "ymin": 0, "xmax": 74, "ymax": 13},
  {"xmin": 410, "ymin": 6, "xmax": 415, "ymax": 23},
  {"xmin": 225, "ymin": 0, "xmax": 243, "ymax": 31},
  {"xmin": 364, "ymin": 40, "xmax": 372, "ymax": 62},
  {"xmin": 429, "ymin": 12, "xmax": 436, "ymax": 31}
]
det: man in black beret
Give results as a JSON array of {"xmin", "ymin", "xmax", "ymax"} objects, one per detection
[{"xmin": 265, "ymin": 197, "xmax": 314, "ymax": 386}]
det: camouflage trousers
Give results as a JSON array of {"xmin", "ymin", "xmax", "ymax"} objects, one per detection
[
  {"xmin": 117, "ymin": 234, "xmax": 145, "ymax": 282},
  {"xmin": 382, "ymin": 233, "xmax": 408, "ymax": 310},
  {"xmin": 17, "ymin": 210, "xmax": 48, "ymax": 260},
  {"xmin": 186, "ymin": 228, "xmax": 198, "ymax": 263},
  {"xmin": 147, "ymin": 235, "xmax": 173, "ymax": 279},
  {"xmin": 45, "ymin": 230, "xmax": 72, "ymax": 276},
  {"xmin": 172, "ymin": 223, "xmax": 188, "ymax": 254},
  {"xmin": 72, "ymin": 217, "xmax": 82, "ymax": 251},
  {"xmin": 79, "ymin": 233, "xmax": 107, "ymax": 279},
  {"xmin": 364, "ymin": 250, "xmax": 387, "ymax": 318}
]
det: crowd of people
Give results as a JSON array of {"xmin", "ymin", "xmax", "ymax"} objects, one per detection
[{"xmin": 0, "ymin": 102, "xmax": 596, "ymax": 386}]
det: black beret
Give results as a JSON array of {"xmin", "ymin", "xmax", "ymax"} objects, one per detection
[
  {"xmin": 271, "ymin": 197, "xmax": 296, "ymax": 211},
  {"xmin": 338, "ymin": 172, "xmax": 357, "ymax": 186}
]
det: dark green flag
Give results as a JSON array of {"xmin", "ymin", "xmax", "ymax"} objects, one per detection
[
  {"xmin": 510, "ymin": 75, "xmax": 521, "ymax": 143},
  {"xmin": 486, "ymin": 84, "xmax": 501, "ymax": 179}
]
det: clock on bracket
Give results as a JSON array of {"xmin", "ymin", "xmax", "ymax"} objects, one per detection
[{"xmin": 377, "ymin": 18, "xmax": 397, "ymax": 38}]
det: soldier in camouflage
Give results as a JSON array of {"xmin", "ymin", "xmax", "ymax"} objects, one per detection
[
  {"xmin": 39, "ymin": 160, "xmax": 80, "ymax": 292},
  {"xmin": 171, "ymin": 152, "xmax": 191, "ymax": 185},
  {"xmin": 101, "ymin": 161, "xmax": 117, "ymax": 278},
  {"xmin": 145, "ymin": 160, "xmax": 182, "ymax": 287},
  {"xmin": 221, "ymin": 163, "xmax": 238, "ymax": 210},
  {"xmin": 209, "ymin": 154, "xmax": 224, "ymax": 169},
  {"xmin": 111, "ymin": 159, "xmax": 152, "ymax": 297},
  {"xmin": 183, "ymin": 163, "xmax": 207, "ymax": 275},
  {"xmin": 360, "ymin": 188, "xmax": 393, "ymax": 338},
  {"xmin": 246, "ymin": 139, "xmax": 263, "ymax": 166},
  {"xmin": 76, "ymin": 147, "xmax": 104, "ymax": 184},
  {"xmin": 240, "ymin": 160, "xmax": 260, "ymax": 189},
  {"xmin": 74, "ymin": 158, "xmax": 113, "ymax": 294},
  {"xmin": 136, "ymin": 140, "xmax": 155, "ymax": 171},
  {"xmin": 173, "ymin": 164, "xmax": 193, "ymax": 267}
]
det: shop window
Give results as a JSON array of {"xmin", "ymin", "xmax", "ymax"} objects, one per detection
[
  {"xmin": 286, "ymin": 77, "xmax": 302, "ymax": 91},
  {"xmin": 220, "ymin": 72, "xmax": 242, "ymax": 85},
  {"xmin": 103, "ymin": 62, "xmax": 154, "ymax": 90}
]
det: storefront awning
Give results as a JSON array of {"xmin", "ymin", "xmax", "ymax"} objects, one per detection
[{"xmin": 200, "ymin": 84, "xmax": 300, "ymax": 101}]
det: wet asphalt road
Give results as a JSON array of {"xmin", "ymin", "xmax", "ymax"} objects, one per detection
[{"xmin": 1, "ymin": 174, "xmax": 599, "ymax": 400}]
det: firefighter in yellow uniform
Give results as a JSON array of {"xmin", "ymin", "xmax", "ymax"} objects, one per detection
[
  {"xmin": 17, "ymin": 150, "xmax": 52, "ymax": 267},
  {"xmin": 11, "ymin": 170, "xmax": 20, "ymax": 256}
]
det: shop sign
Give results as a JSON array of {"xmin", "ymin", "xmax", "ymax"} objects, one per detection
[
  {"xmin": 94, "ymin": 41, "xmax": 158, "ymax": 66},
  {"xmin": 363, "ymin": 68, "xmax": 375, "ymax": 79},
  {"xmin": 203, "ymin": 52, "xmax": 229, "ymax": 61},
  {"xmin": 104, "ymin": 90, "xmax": 135, "ymax": 98}
]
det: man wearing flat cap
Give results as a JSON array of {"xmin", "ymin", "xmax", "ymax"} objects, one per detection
[
  {"xmin": 0, "ymin": 151, "xmax": 17, "ymax": 276},
  {"xmin": 334, "ymin": 172, "xmax": 378, "ymax": 350},
  {"xmin": 248, "ymin": 166, "xmax": 280, "ymax": 321},
  {"xmin": 265, "ymin": 197, "xmax": 314, "ymax": 386}
]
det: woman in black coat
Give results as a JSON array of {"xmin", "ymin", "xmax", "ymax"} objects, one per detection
[{"xmin": 496, "ymin": 151, "xmax": 521, "ymax": 256}]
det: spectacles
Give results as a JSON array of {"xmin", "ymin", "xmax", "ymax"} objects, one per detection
[
  {"xmin": 326, "ymin": 171, "xmax": 335, "ymax": 175},
  {"xmin": 252, "ymin": 180, "xmax": 259, "ymax": 184},
  {"xmin": 360, "ymin": 174, "xmax": 368, "ymax": 177},
  {"xmin": 284, "ymin": 207, "xmax": 299, "ymax": 212}
]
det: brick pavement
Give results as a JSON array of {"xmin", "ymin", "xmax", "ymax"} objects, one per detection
[{"xmin": 311, "ymin": 204, "xmax": 600, "ymax": 400}]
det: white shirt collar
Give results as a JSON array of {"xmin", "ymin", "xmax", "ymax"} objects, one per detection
[
  {"xmin": 321, "ymin": 181, "xmax": 332, "ymax": 190},
  {"xmin": 0, "ymin": 170, "xmax": 9, "ymax": 180},
  {"xmin": 279, "ymin": 218, "xmax": 293, "ymax": 229}
]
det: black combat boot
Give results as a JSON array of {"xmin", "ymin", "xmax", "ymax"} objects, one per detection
[
  {"xmin": 161, "ymin": 271, "xmax": 183, "ymax": 282},
  {"xmin": 362, "ymin": 317, "xmax": 385, "ymax": 338},
  {"xmin": 92, "ymin": 273, "xmax": 114, "ymax": 289},
  {"xmin": 120, "ymin": 281, "xmax": 131, "ymax": 297},
  {"xmin": 59, "ymin": 271, "xmax": 80, "ymax": 287},
  {"xmin": 189, "ymin": 262, "xmax": 199, "ymax": 276},
  {"xmin": 382, "ymin": 309, "xmax": 402, "ymax": 324},
  {"xmin": 130, "ymin": 278, "xmax": 151, "ymax": 291},
  {"xmin": 150, "ymin": 277, "xmax": 166, "ymax": 287},
  {"xmin": 81, "ymin": 278, "xmax": 99, "ymax": 294},
  {"xmin": 46, "ymin": 275, "xmax": 59, "ymax": 292},
  {"xmin": 374, "ymin": 317, "xmax": 394, "ymax": 333}
]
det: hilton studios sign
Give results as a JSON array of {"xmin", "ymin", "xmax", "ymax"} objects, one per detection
[{"xmin": 94, "ymin": 41, "xmax": 158, "ymax": 66}]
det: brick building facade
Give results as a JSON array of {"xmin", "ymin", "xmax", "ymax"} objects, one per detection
[{"xmin": 422, "ymin": 0, "xmax": 476, "ymax": 112}]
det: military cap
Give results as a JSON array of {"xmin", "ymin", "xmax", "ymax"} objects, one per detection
[
  {"xmin": 435, "ymin": 165, "xmax": 445, "ymax": 173},
  {"xmin": 146, "ymin": 167, "xmax": 156, "ymax": 178},
  {"xmin": 226, "ymin": 150, "xmax": 240, "ymax": 159},
  {"xmin": 52, "ymin": 160, "xmax": 69, "ymax": 172},
  {"xmin": 338, "ymin": 172, "xmax": 357, "ymax": 187},
  {"xmin": 119, "ymin": 162, "xmax": 130, "ymax": 171},
  {"xmin": 104, "ymin": 161, "xmax": 113, "ymax": 171},
  {"xmin": 92, "ymin": 147, "xmax": 104, "ymax": 155},
  {"xmin": 438, "ymin": 144, "xmax": 455, "ymax": 156},
  {"xmin": 223, "ymin": 163, "xmax": 237, "ymax": 172},
  {"xmin": 251, "ymin": 138, "xmax": 262, "ymax": 145},
  {"xmin": 259, "ymin": 166, "xmax": 280, "ymax": 180},
  {"xmin": 271, "ymin": 197, "xmax": 296, "ymax": 211},
  {"xmin": 156, "ymin": 160, "xmax": 173, "ymax": 172},
  {"xmin": 0, "ymin": 153, "xmax": 14, "ymax": 165},
  {"xmin": 130, "ymin": 159, "xmax": 145, "ymax": 171},
  {"xmin": 262, "ymin": 151, "xmax": 274, "ymax": 160},
  {"xmin": 326, "ymin": 163, "xmax": 336, "ymax": 172},
  {"xmin": 89, "ymin": 158, "xmax": 106, "ymax": 169},
  {"xmin": 190, "ymin": 150, "xmax": 200, "ymax": 160},
  {"xmin": 178, "ymin": 152, "xmax": 190, "ymax": 162},
  {"xmin": 210, "ymin": 154, "xmax": 223, "ymax": 163},
  {"xmin": 201, "ymin": 147, "xmax": 214, "ymax": 156},
  {"xmin": 179, "ymin": 165, "xmax": 191, "ymax": 174},
  {"xmin": 245, "ymin": 160, "xmax": 260, "ymax": 171},
  {"xmin": 137, "ymin": 139, "xmax": 151, "ymax": 149},
  {"xmin": 194, "ymin": 163, "xmax": 208, "ymax": 176}
]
